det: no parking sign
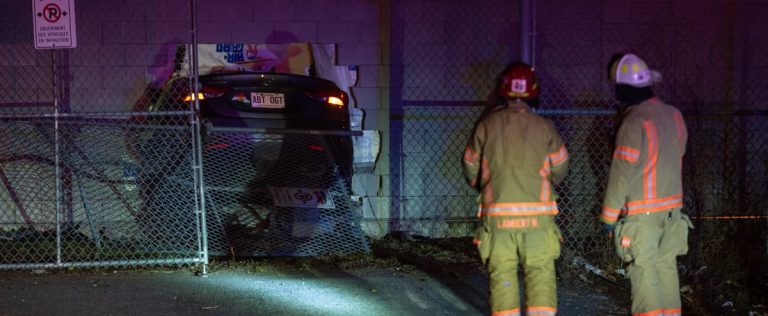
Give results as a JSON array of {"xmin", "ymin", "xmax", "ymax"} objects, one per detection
[{"xmin": 33, "ymin": 0, "xmax": 77, "ymax": 49}]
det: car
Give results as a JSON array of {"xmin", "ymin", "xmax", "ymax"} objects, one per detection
[
  {"xmin": 133, "ymin": 70, "xmax": 359, "ymax": 256},
  {"xmin": 192, "ymin": 72, "xmax": 350, "ymax": 131}
]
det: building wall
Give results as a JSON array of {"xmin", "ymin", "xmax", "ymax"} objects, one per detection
[{"xmin": 3, "ymin": 0, "xmax": 766, "ymax": 240}]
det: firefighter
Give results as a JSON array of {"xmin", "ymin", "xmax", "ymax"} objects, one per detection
[
  {"xmin": 463, "ymin": 62, "xmax": 568, "ymax": 316},
  {"xmin": 601, "ymin": 53, "xmax": 694, "ymax": 316}
]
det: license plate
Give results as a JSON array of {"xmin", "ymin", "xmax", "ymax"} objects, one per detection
[
  {"xmin": 251, "ymin": 92, "xmax": 285, "ymax": 109},
  {"xmin": 267, "ymin": 187, "xmax": 336, "ymax": 209}
]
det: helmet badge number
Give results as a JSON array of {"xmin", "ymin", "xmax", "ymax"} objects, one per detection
[{"xmin": 510, "ymin": 79, "xmax": 527, "ymax": 93}]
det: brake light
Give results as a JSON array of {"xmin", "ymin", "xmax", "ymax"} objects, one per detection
[
  {"xmin": 327, "ymin": 96, "xmax": 344, "ymax": 106},
  {"xmin": 183, "ymin": 86, "xmax": 230, "ymax": 102},
  {"xmin": 183, "ymin": 93, "xmax": 204, "ymax": 102},
  {"xmin": 307, "ymin": 90, "xmax": 348, "ymax": 108}
]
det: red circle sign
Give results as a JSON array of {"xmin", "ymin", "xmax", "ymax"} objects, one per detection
[{"xmin": 43, "ymin": 3, "xmax": 62, "ymax": 23}]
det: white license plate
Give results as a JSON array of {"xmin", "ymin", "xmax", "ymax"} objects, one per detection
[
  {"xmin": 267, "ymin": 187, "xmax": 336, "ymax": 209},
  {"xmin": 251, "ymin": 92, "xmax": 285, "ymax": 109}
]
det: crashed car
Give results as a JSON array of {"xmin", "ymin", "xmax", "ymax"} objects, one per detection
[
  {"xmin": 135, "ymin": 71, "xmax": 357, "ymax": 255},
  {"xmin": 187, "ymin": 71, "xmax": 354, "ymax": 179},
  {"xmin": 193, "ymin": 72, "xmax": 351, "ymax": 131}
]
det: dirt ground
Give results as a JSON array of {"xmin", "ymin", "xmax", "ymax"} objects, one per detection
[{"xmin": 371, "ymin": 234, "xmax": 768, "ymax": 316}]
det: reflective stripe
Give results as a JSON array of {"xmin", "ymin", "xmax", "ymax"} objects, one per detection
[
  {"xmin": 539, "ymin": 159, "xmax": 551, "ymax": 201},
  {"xmin": 601, "ymin": 205, "xmax": 622, "ymax": 222},
  {"xmin": 662, "ymin": 308, "xmax": 682, "ymax": 316},
  {"xmin": 481, "ymin": 159, "xmax": 490, "ymax": 184},
  {"xmin": 614, "ymin": 145, "xmax": 640, "ymax": 162},
  {"xmin": 527, "ymin": 306, "xmax": 557, "ymax": 316},
  {"xmin": 493, "ymin": 309, "xmax": 521, "ymax": 316},
  {"xmin": 634, "ymin": 309, "xmax": 663, "ymax": 316},
  {"xmin": 626, "ymin": 194, "xmax": 683, "ymax": 214},
  {"xmin": 643, "ymin": 121, "xmax": 658, "ymax": 200},
  {"xmin": 482, "ymin": 202, "xmax": 558, "ymax": 216},
  {"xmin": 482, "ymin": 167, "xmax": 494, "ymax": 204},
  {"xmin": 463, "ymin": 146, "xmax": 480, "ymax": 164},
  {"xmin": 549, "ymin": 144, "xmax": 568, "ymax": 166},
  {"xmin": 673, "ymin": 111, "xmax": 685, "ymax": 147}
]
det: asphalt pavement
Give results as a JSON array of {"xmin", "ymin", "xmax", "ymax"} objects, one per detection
[{"xmin": 0, "ymin": 262, "xmax": 629, "ymax": 316}]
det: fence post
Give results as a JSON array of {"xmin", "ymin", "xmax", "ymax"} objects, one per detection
[{"xmin": 520, "ymin": 0, "xmax": 535, "ymax": 66}]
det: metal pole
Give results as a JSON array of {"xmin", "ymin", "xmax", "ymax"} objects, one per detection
[
  {"xmin": 520, "ymin": 0, "xmax": 535, "ymax": 66},
  {"xmin": 190, "ymin": 0, "xmax": 209, "ymax": 276},
  {"xmin": 53, "ymin": 50, "xmax": 62, "ymax": 266}
]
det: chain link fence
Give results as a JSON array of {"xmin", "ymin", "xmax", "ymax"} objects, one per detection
[
  {"xmin": 0, "ymin": 1, "xmax": 205, "ymax": 269},
  {"xmin": 393, "ymin": 0, "xmax": 768, "ymax": 293},
  {"xmin": 202, "ymin": 130, "xmax": 369, "ymax": 257},
  {"xmin": 1, "ymin": 0, "xmax": 371, "ymax": 268}
]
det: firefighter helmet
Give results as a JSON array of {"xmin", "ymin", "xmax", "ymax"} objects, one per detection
[
  {"xmin": 498, "ymin": 62, "xmax": 540, "ymax": 101},
  {"xmin": 609, "ymin": 53, "xmax": 661, "ymax": 88}
]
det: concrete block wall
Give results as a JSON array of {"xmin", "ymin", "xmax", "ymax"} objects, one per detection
[
  {"xmin": 4, "ymin": 0, "xmax": 766, "ymax": 239},
  {"xmin": 388, "ymin": 0, "xmax": 520, "ymax": 237},
  {"xmin": 537, "ymin": 0, "xmax": 768, "ymax": 110}
]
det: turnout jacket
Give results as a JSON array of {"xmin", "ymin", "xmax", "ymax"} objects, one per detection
[
  {"xmin": 462, "ymin": 103, "xmax": 568, "ymax": 230},
  {"xmin": 601, "ymin": 97, "xmax": 687, "ymax": 224}
]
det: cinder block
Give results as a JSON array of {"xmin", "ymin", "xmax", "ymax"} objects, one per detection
[
  {"xmin": 197, "ymin": 22, "xmax": 232, "ymax": 43},
  {"xmin": 336, "ymin": 0, "xmax": 381, "ymax": 23},
  {"xmin": 208, "ymin": 0, "xmax": 252, "ymax": 21},
  {"xmin": 270, "ymin": 22, "xmax": 317, "ymax": 43},
  {"xmin": 124, "ymin": 44, "xmax": 156, "ymax": 66},
  {"xmin": 358, "ymin": 22, "xmax": 385, "ymax": 44},
  {"xmin": 338, "ymin": 44, "xmax": 383, "ymax": 66},
  {"xmin": 145, "ymin": 0, "xmax": 192, "ymax": 22},
  {"xmin": 76, "ymin": 19, "xmax": 103, "ymax": 45},
  {"xmin": 97, "ymin": 44, "xmax": 127, "ymax": 66},
  {"xmin": 359, "ymin": 108, "xmax": 390, "ymax": 131},
  {"xmin": 102, "ymin": 21, "xmax": 147, "ymax": 44},
  {"xmin": 253, "ymin": 0, "xmax": 296, "ymax": 21},
  {"xmin": 351, "ymin": 173, "xmax": 380, "ymax": 197},
  {"xmin": 100, "ymin": 66, "xmax": 146, "ymax": 91},
  {"xmin": 146, "ymin": 22, "xmax": 191, "ymax": 44},
  {"xmin": 317, "ymin": 22, "xmax": 361, "ymax": 44},
  {"xmin": 231, "ymin": 22, "xmax": 274, "ymax": 42},
  {"xmin": 70, "ymin": 66, "xmax": 103, "ymax": 89},
  {"xmin": 294, "ymin": 0, "xmax": 342, "ymax": 22},
  {"xmin": 350, "ymin": 87, "xmax": 380, "ymax": 109},
  {"xmin": 355, "ymin": 65, "xmax": 389, "ymax": 88}
]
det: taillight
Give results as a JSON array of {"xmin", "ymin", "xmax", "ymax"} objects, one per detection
[
  {"xmin": 307, "ymin": 90, "xmax": 348, "ymax": 108},
  {"xmin": 183, "ymin": 92, "xmax": 204, "ymax": 102},
  {"xmin": 184, "ymin": 86, "xmax": 230, "ymax": 102}
]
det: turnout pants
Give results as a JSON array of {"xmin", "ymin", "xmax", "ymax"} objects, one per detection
[
  {"xmin": 613, "ymin": 208, "xmax": 693, "ymax": 316},
  {"xmin": 476, "ymin": 218, "xmax": 561, "ymax": 316}
]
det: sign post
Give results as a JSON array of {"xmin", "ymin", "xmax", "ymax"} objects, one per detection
[{"xmin": 33, "ymin": 0, "xmax": 77, "ymax": 49}]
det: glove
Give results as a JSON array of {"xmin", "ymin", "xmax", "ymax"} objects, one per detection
[{"xmin": 601, "ymin": 223, "xmax": 615, "ymax": 238}]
